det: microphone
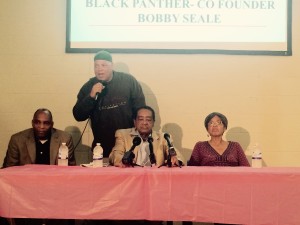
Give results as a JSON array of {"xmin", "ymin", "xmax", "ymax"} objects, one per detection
[
  {"xmin": 95, "ymin": 81, "xmax": 107, "ymax": 101},
  {"xmin": 95, "ymin": 93, "xmax": 99, "ymax": 101},
  {"xmin": 122, "ymin": 136, "xmax": 141, "ymax": 166},
  {"xmin": 164, "ymin": 133, "xmax": 177, "ymax": 167},
  {"xmin": 148, "ymin": 136, "xmax": 156, "ymax": 165},
  {"xmin": 164, "ymin": 133, "xmax": 177, "ymax": 157}
]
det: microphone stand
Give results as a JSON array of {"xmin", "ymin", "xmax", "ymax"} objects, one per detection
[
  {"xmin": 158, "ymin": 146, "xmax": 181, "ymax": 168},
  {"xmin": 122, "ymin": 136, "xmax": 142, "ymax": 167},
  {"xmin": 158, "ymin": 133, "xmax": 182, "ymax": 168},
  {"xmin": 148, "ymin": 136, "xmax": 156, "ymax": 167},
  {"xmin": 122, "ymin": 151, "xmax": 141, "ymax": 167}
]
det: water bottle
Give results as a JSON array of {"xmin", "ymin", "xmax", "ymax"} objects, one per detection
[
  {"xmin": 252, "ymin": 143, "xmax": 262, "ymax": 168},
  {"xmin": 58, "ymin": 143, "xmax": 68, "ymax": 166},
  {"xmin": 93, "ymin": 143, "xmax": 103, "ymax": 168}
]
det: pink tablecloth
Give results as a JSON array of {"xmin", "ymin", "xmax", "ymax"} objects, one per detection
[{"xmin": 1, "ymin": 165, "xmax": 300, "ymax": 225}]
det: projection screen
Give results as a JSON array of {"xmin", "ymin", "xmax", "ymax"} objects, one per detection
[{"xmin": 66, "ymin": 0, "xmax": 292, "ymax": 55}]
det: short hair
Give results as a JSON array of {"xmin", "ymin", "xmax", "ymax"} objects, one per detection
[
  {"xmin": 204, "ymin": 112, "xmax": 228, "ymax": 130},
  {"xmin": 33, "ymin": 108, "xmax": 53, "ymax": 121},
  {"xmin": 133, "ymin": 106, "xmax": 155, "ymax": 121}
]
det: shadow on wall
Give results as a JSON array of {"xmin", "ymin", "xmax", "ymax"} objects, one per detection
[
  {"xmin": 141, "ymin": 81, "xmax": 162, "ymax": 131},
  {"xmin": 162, "ymin": 123, "xmax": 192, "ymax": 165},
  {"xmin": 225, "ymin": 126, "xmax": 255, "ymax": 166},
  {"xmin": 115, "ymin": 55, "xmax": 193, "ymax": 163},
  {"xmin": 65, "ymin": 126, "xmax": 92, "ymax": 165},
  {"xmin": 114, "ymin": 61, "xmax": 162, "ymax": 131}
]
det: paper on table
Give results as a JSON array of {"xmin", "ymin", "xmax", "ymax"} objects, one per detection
[{"xmin": 80, "ymin": 162, "xmax": 109, "ymax": 167}]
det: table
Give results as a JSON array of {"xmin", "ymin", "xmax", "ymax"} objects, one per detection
[{"xmin": 1, "ymin": 165, "xmax": 300, "ymax": 225}]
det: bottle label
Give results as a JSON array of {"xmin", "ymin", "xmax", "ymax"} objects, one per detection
[
  {"xmin": 57, "ymin": 143, "xmax": 69, "ymax": 166},
  {"xmin": 93, "ymin": 157, "xmax": 103, "ymax": 160},
  {"xmin": 59, "ymin": 153, "xmax": 68, "ymax": 160},
  {"xmin": 93, "ymin": 158, "xmax": 103, "ymax": 167},
  {"xmin": 252, "ymin": 157, "xmax": 262, "ymax": 159}
]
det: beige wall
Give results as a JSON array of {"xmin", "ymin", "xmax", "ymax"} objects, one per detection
[{"xmin": 0, "ymin": 0, "xmax": 299, "ymax": 166}]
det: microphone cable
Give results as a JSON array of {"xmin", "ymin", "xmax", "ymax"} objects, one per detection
[{"xmin": 73, "ymin": 117, "xmax": 90, "ymax": 151}]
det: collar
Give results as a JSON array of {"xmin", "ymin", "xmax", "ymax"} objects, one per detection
[{"xmin": 129, "ymin": 128, "xmax": 159, "ymax": 141}]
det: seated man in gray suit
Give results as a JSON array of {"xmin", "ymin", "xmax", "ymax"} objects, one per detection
[
  {"xmin": 109, "ymin": 105, "xmax": 184, "ymax": 168},
  {"xmin": 3, "ymin": 108, "xmax": 76, "ymax": 167}
]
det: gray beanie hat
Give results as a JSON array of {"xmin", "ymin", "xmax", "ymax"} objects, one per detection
[{"xmin": 94, "ymin": 50, "xmax": 112, "ymax": 62}]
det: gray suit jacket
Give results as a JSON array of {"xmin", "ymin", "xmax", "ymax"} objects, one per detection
[{"xmin": 2, "ymin": 128, "xmax": 76, "ymax": 168}]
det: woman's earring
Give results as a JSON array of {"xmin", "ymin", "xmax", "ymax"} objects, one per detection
[{"xmin": 207, "ymin": 133, "xmax": 210, "ymax": 137}]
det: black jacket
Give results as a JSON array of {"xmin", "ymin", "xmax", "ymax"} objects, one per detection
[{"xmin": 73, "ymin": 71, "xmax": 145, "ymax": 157}]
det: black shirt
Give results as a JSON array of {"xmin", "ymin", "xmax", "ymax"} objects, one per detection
[{"xmin": 35, "ymin": 139, "xmax": 50, "ymax": 165}]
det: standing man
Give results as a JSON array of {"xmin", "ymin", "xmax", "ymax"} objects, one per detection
[
  {"xmin": 3, "ymin": 108, "xmax": 76, "ymax": 167},
  {"xmin": 73, "ymin": 50, "xmax": 145, "ymax": 157}
]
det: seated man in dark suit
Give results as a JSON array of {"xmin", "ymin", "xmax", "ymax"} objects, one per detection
[
  {"xmin": 2, "ymin": 108, "xmax": 76, "ymax": 225},
  {"xmin": 3, "ymin": 108, "xmax": 76, "ymax": 167}
]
